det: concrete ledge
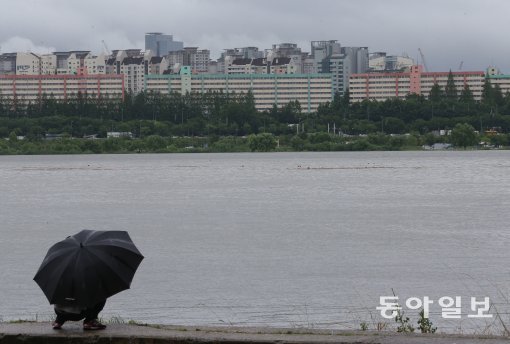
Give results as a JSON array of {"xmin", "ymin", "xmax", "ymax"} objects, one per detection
[{"xmin": 1, "ymin": 322, "xmax": 509, "ymax": 344}]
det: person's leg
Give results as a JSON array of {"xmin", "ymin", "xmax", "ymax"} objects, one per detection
[
  {"xmin": 54, "ymin": 308, "xmax": 67, "ymax": 326},
  {"xmin": 82, "ymin": 300, "xmax": 106, "ymax": 322},
  {"xmin": 53, "ymin": 308, "xmax": 85, "ymax": 329},
  {"xmin": 82, "ymin": 300, "xmax": 106, "ymax": 330}
]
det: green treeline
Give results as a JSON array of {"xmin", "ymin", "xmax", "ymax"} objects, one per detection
[{"xmin": 1, "ymin": 73, "xmax": 510, "ymax": 153}]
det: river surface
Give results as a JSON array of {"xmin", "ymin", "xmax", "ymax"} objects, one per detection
[{"xmin": 1, "ymin": 151, "xmax": 510, "ymax": 333}]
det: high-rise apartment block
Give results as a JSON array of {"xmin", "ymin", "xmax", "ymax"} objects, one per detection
[
  {"xmin": 5, "ymin": 33, "xmax": 505, "ymax": 109},
  {"xmin": 349, "ymin": 65, "xmax": 485, "ymax": 102},
  {"xmin": 147, "ymin": 67, "xmax": 333, "ymax": 112},
  {"xmin": 304, "ymin": 41, "xmax": 368, "ymax": 96},
  {"xmin": 145, "ymin": 33, "xmax": 184, "ymax": 57},
  {"xmin": 369, "ymin": 52, "xmax": 414, "ymax": 72},
  {"xmin": 266, "ymin": 43, "xmax": 303, "ymax": 73},
  {"xmin": 0, "ymin": 74, "xmax": 124, "ymax": 102},
  {"xmin": 166, "ymin": 47, "xmax": 210, "ymax": 74}
]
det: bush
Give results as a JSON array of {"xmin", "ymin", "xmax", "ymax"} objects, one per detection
[
  {"xmin": 248, "ymin": 133, "xmax": 277, "ymax": 152},
  {"xmin": 309, "ymin": 132, "xmax": 332, "ymax": 144},
  {"xmin": 144, "ymin": 135, "xmax": 167, "ymax": 151}
]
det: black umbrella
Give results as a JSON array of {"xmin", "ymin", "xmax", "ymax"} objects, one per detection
[{"xmin": 34, "ymin": 229, "xmax": 144, "ymax": 307}]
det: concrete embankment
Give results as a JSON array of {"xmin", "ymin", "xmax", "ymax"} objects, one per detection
[{"xmin": 1, "ymin": 322, "xmax": 509, "ymax": 344}]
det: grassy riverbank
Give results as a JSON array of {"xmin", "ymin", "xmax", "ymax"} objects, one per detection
[{"xmin": 0, "ymin": 131, "xmax": 501, "ymax": 155}]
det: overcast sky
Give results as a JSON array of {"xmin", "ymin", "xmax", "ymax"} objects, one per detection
[{"xmin": 1, "ymin": 0, "xmax": 509, "ymax": 72}]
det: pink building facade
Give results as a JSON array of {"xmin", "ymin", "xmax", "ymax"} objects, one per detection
[{"xmin": 349, "ymin": 65, "xmax": 484, "ymax": 102}]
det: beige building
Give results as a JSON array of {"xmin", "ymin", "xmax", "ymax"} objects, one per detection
[
  {"xmin": 146, "ymin": 67, "xmax": 333, "ymax": 112},
  {"xmin": 120, "ymin": 56, "xmax": 146, "ymax": 94},
  {"xmin": 84, "ymin": 53, "xmax": 107, "ymax": 74},
  {"xmin": 40, "ymin": 54, "xmax": 57, "ymax": 75},
  {"xmin": 148, "ymin": 56, "xmax": 169, "ymax": 75},
  {"xmin": 166, "ymin": 48, "xmax": 210, "ymax": 74},
  {"xmin": 15, "ymin": 53, "xmax": 41, "ymax": 75},
  {"xmin": 369, "ymin": 52, "xmax": 414, "ymax": 71},
  {"xmin": 0, "ymin": 74, "xmax": 124, "ymax": 102},
  {"xmin": 349, "ymin": 65, "xmax": 485, "ymax": 102},
  {"xmin": 266, "ymin": 43, "xmax": 303, "ymax": 73},
  {"xmin": 66, "ymin": 51, "xmax": 91, "ymax": 75},
  {"xmin": 227, "ymin": 57, "xmax": 298, "ymax": 75}
]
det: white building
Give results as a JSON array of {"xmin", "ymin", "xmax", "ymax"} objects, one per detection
[
  {"xmin": 40, "ymin": 54, "xmax": 57, "ymax": 75},
  {"xmin": 486, "ymin": 66, "xmax": 510, "ymax": 96},
  {"xmin": 266, "ymin": 43, "xmax": 303, "ymax": 73},
  {"xmin": 15, "ymin": 53, "xmax": 41, "ymax": 75},
  {"xmin": 369, "ymin": 52, "xmax": 414, "ymax": 71},
  {"xmin": 166, "ymin": 48, "xmax": 210, "ymax": 74},
  {"xmin": 120, "ymin": 56, "xmax": 146, "ymax": 94},
  {"xmin": 66, "ymin": 51, "xmax": 90, "ymax": 75},
  {"xmin": 84, "ymin": 53, "xmax": 107, "ymax": 74},
  {"xmin": 147, "ymin": 67, "xmax": 333, "ymax": 113}
]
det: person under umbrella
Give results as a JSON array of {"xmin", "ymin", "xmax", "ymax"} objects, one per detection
[
  {"xmin": 34, "ymin": 229, "xmax": 144, "ymax": 330},
  {"xmin": 52, "ymin": 299, "xmax": 107, "ymax": 330}
]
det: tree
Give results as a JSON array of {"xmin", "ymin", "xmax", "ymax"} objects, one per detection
[
  {"xmin": 428, "ymin": 83, "xmax": 443, "ymax": 102},
  {"xmin": 247, "ymin": 133, "xmax": 277, "ymax": 152},
  {"xmin": 444, "ymin": 70, "xmax": 458, "ymax": 100},
  {"xmin": 382, "ymin": 117, "xmax": 407, "ymax": 134},
  {"xmin": 459, "ymin": 85, "xmax": 474, "ymax": 103},
  {"xmin": 8, "ymin": 131, "xmax": 18, "ymax": 142},
  {"xmin": 450, "ymin": 123, "xmax": 478, "ymax": 148},
  {"xmin": 482, "ymin": 79, "xmax": 494, "ymax": 104},
  {"xmin": 493, "ymin": 84, "xmax": 504, "ymax": 106}
]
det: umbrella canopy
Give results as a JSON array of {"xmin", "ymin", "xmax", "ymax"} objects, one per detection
[{"xmin": 34, "ymin": 229, "xmax": 144, "ymax": 307}]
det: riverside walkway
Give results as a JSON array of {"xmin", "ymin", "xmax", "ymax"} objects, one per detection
[{"xmin": 1, "ymin": 322, "xmax": 509, "ymax": 344}]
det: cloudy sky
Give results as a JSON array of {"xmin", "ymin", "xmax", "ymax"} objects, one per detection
[{"xmin": 1, "ymin": 0, "xmax": 509, "ymax": 72}]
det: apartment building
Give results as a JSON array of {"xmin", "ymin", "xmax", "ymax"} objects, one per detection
[
  {"xmin": 369, "ymin": 52, "xmax": 414, "ymax": 72},
  {"xmin": 146, "ymin": 67, "xmax": 333, "ymax": 112},
  {"xmin": 486, "ymin": 66, "xmax": 510, "ymax": 96},
  {"xmin": 15, "ymin": 53, "xmax": 41, "ymax": 75},
  {"xmin": 266, "ymin": 43, "xmax": 303, "ymax": 73},
  {"xmin": 217, "ymin": 48, "xmax": 263, "ymax": 74},
  {"xmin": 227, "ymin": 58, "xmax": 254, "ymax": 74},
  {"xmin": 148, "ymin": 56, "xmax": 169, "ymax": 75},
  {"xmin": 120, "ymin": 56, "xmax": 146, "ymax": 94},
  {"xmin": 66, "ymin": 51, "xmax": 91, "ymax": 75},
  {"xmin": 303, "ymin": 42, "xmax": 369, "ymax": 97},
  {"xmin": 54, "ymin": 52, "xmax": 71, "ymax": 74},
  {"xmin": 186, "ymin": 47, "xmax": 210, "ymax": 74},
  {"xmin": 0, "ymin": 74, "xmax": 124, "ymax": 102},
  {"xmin": 145, "ymin": 32, "xmax": 183, "ymax": 57},
  {"xmin": 84, "ymin": 53, "xmax": 107, "ymax": 74},
  {"xmin": 111, "ymin": 49, "xmax": 168, "ymax": 94},
  {"xmin": 0, "ymin": 53, "xmax": 17, "ymax": 75},
  {"xmin": 226, "ymin": 57, "xmax": 297, "ymax": 75},
  {"xmin": 349, "ymin": 65, "xmax": 485, "ymax": 102}
]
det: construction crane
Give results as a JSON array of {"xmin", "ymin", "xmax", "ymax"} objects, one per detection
[
  {"xmin": 418, "ymin": 48, "xmax": 429, "ymax": 72},
  {"xmin": 101, "ymin": 40, "xmax": 111, "ymax": 56}
]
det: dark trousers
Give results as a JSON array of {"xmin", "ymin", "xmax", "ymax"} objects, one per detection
[{"xmin": 54, "ymin": 300, "xmax": 106, "ymax": 323}]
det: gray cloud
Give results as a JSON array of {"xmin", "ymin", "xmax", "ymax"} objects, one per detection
[{"xmin": 1, "ymin": 0, "xmax": 509, "ymax": 72}]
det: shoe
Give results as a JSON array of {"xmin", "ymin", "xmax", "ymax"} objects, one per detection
[
  {"xmin": 52, "ymin": 321, "xmax": 63, "ymax": 330},
  {"xmin": 83, "ymin": 319, "xmax": 106, "ymax": 330}
]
